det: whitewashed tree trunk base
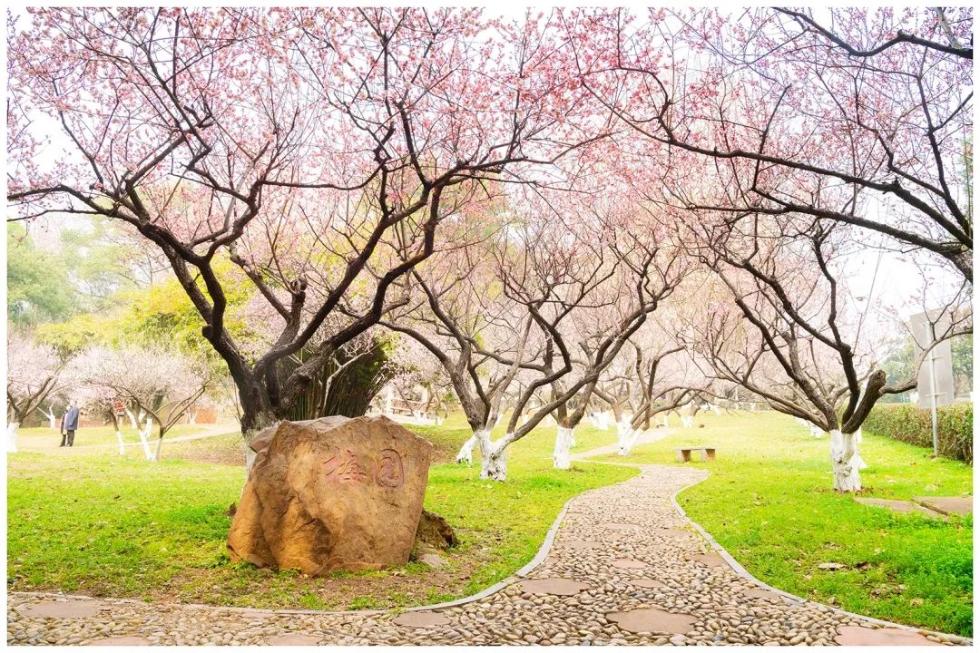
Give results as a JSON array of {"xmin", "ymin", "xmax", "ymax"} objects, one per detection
[
  {"xmin": 830, "ymin": 429, "xmax": 861, "ymax": 492},
  {"xmin": 553, "ymin": 426, "xmax": 574, "ymax": 470},
  {"xmin": 853, "ymin": 428, "xmax": 868, "ymax": 469},
  {"xmin": 115, "ymin": 430, "xmax": 126, "ymax": 456},
  {"xmin": 596, "ymin": 412, "xmax": 611, "ymax": 430},
  {"xmin": 7, "ymin": 422, "xmax": 19, "ymax": 453},
  {"xmin": 617, "ymin": 426, "xmax": 640, "ymax": 456},
  {"xmin": 456, "ymin": 433, "xmax": 481, "ymax": 465},
  {"xmin": 481, "ymin": 438, "xmax": 508, "ymax": 481},
  {"xmin": 139, "ymin": 418, "xmax": 155, "ymax": 461}
]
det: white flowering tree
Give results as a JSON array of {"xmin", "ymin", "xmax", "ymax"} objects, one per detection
[
  {"xmin": 75, "ymin": 346, "xmax": 211, "ymax": 461},
  {"xmin": 6, "ymin": 334, "xmax": 68, "ymax": 452}
]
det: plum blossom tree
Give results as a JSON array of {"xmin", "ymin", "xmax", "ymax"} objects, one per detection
[
  {"xmin": 686, "ymin": 215, "xmax": 970, "ymax": 491},
  {"xmin": 598, "ymin": 341, "xmax": 701, "ymax": 456},
  {"xmin": 375, "ymin": 335, "xmax": 456, "ymax": 423},
  {"xmin": 75, "ymin": 346, "xmax": 211, "ymax": 461},
  {"xmin": 70, "ymin": 381, "xmax": 131, "ymax": 456},
  {"xmin": 567, "ymin": 7, "xmax": 974, "ymax": 280},
  {"xmin": 7, "ymin": 8, "xmax": 599, "ymax": 448},
  {"xmin": 378, "ymin": 216, "xmax": 537, "ymax": 465},
  {"xmin": 6, "ymin": 333, "xmax": 68, "ymax": 452},
  {"xmin": 466, "ymin": 188, "xmax": 687, "ymax": 479}
]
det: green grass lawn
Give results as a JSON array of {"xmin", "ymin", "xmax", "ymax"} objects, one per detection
[
  {"xmin": 16, "ymin": 423, "xmax": 223, "ymax": 450},
  {"xmin": 7, "ymin": 413, "xmax": 629, "ymax": 610},
  {"xmin": 596, "ymin": 411, "xmax": 973, "ymax": 636}
]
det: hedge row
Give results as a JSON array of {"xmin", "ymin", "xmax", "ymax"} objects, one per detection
[{"xmin": 862, "ymin": 402, "xmax": 973, "ymax": 464}]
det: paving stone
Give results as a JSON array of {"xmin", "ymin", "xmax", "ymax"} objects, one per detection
[
  {"xmin": 914, "ymin": 496, "xmax": 973, "ymax": 516},
  {"xmin": 691, "ymin": 553, "xmax": 727, "ymax": 568},
  {"xmin": 17, "ymin": 600, "xmax": 102, "ymax": 619},
  {"xmin": 835, "ymin": 625, "xmax": 942, "ymax": 646},
  {"xmin": 606, "ymin": 607, "xmax": 697, "ymax": 634},
  {"xmin": 419, "ymin": 553, "xmax": 447, "ymax": 569},
  {"xmin": 855, "ymin": 497, "xmax": 941, "ymax": 516},
  {"xmin": 518, "ymin": 578, "xmax": 589, "ymax": 596},
  {"xmin": 392, "ymin": 611, "xmax": 451, "ymax": 628},
  {"xmin": 632, "ymin": 579, "xmax": 667, "ymax": 589}
]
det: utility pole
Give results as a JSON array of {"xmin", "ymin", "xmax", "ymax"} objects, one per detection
[{"xmin": 927, "ymin": 322, "xmax": 939, "ymax": 457}]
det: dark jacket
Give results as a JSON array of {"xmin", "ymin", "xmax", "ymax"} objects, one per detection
[{"xmin": 61, "ymin": 406, "xmax": 80, "ymax": 432}]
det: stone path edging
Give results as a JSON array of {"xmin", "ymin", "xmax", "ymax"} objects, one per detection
[{"xmin": 668, "ymin": 470, "xmax": 973, "ymax": 646}]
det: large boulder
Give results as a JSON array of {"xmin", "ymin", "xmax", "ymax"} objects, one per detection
[{"xmin": 227, "ymin": 415, "xmax": 434, "ymax": 575}]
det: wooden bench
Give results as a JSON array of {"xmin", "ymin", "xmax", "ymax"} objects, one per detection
[{"xmin": 675, "ymin": 446, "xmax": 716, "ymax": 462}]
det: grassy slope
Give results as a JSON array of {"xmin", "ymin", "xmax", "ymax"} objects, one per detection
[
  {"xmin": 8, "ymin": 414, "xmax": 631, "ymax": 610},
  {"xmin": 596, "ymin": 411, "xmax": 973, "ymax": 636}
]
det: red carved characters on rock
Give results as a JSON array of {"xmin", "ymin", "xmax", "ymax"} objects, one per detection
[
  {"xmin": 322, "ymin": 449, "xmax": 369, "ymax": 484},
  {"xmin": 376, "ymin": 449, "xmax": 405, "ymax": 488}
]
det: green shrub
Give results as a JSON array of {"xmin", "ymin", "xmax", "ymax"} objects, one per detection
[{"xmin": 863, "ymin": 403, "xmax": 973, "ymax": 464}]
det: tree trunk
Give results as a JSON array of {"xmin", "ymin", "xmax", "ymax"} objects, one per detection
[
  {"xmin": 455, "ymin": 429, "xmax": 485, "ymax": 465},
  {"xmin": 7, "ymin": 422, "xmax": 19, "ymax": 453},
  {"xmin": 593, "ymin": 411, "xmax": 607, "ymax": 430},
  {"xmin": 616, "ymin": 414, "xmax": 633, "ymax": 456},
  {"xmin": 383, "ymin": 386, "xmax": 394, "ymax": 415},
  {"xmin": 830, "ymin": 429, "xmax": 862, "ymax": 492},
  {"xmin": 125, "ymin": 408, "xmax": 139, "ymax": 430},
  {"xmin": 155, "ymin": 432, "xmax": 165, "ymax": 461},
  {"xmin": 853, "ymin": 428, "xmax": 868, "ymax": 470},
  {"xmin": 138, "ymin": 417, "xmax": 154, "ymax": 461},
  {"xmin": 617, "ymin": 422, "xmax": 638, "ymax": 456},
  {"xmin": 553, "ymin": 426, "xmax": 574, "ymax": 470},
  {"xmin": 481, "ymin": 435, "xmax": 508, "ymax": 481},
  {"xmin": 115, "ymin": 429, "xmax": 125, "ymax": 456},
  {"xmin": 240, "ymin": 407, "xmax": 278, "ymax": 477}
]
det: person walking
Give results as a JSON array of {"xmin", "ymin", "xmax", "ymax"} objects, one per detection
[{"xmin": 60, "ymin": 400, "xmax": 80, "ymax": 447}]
